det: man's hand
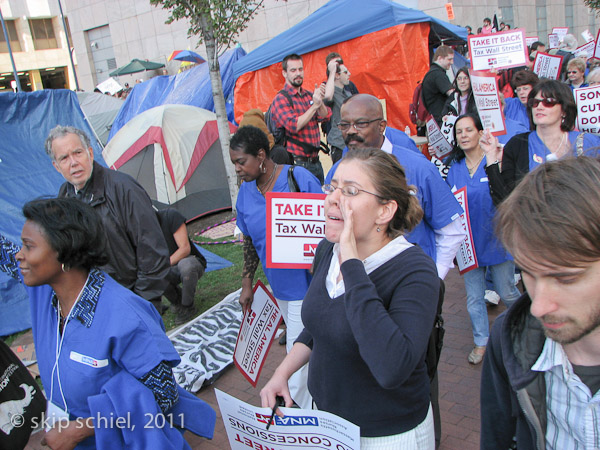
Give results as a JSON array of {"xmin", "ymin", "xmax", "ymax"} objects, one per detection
[
  {"xmin": 312, "ymin": 84, "xmax": 324, "ymax": 108},
  {"xmin": 42, "ymin": 420, "xmax": 94, "ymax": 450},
  {"xmin": 327, "ymin": 59, "xmax": 339, "ymax": 76}
]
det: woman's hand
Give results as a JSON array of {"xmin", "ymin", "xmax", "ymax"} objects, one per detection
[
  {"xmin": 338, "ymin": 197, "xmax": 359, "ymax": 263},
  {"xmin": 260, "ymin": 373, "xmax": 294, "ymax": 417},
  {"xmin": 239, "ymin": 279, "xmax": 255, "ymax": 314},
  {"xmin": 42, "ymin": 420, "xmax": 94, "ymax": 450},
  {"xmin": 480, "ymin": 129, "xmax": 503, "ymax": 166}
]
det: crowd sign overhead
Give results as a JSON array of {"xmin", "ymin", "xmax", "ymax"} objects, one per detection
[
  {"xmin": 595, "ymin": 30, "xmax": 600, "ymax": 59},
  {"xmin": 575, "ymin": 86, "xmax": 600, "ymax": 133},
  {"xmin": 215, "ymin": 389, "xmax": 360, "ymax": 450},
  {"xmin": 548, "ymin": 34, "xmax": 560, "ymax": 49},
  {"xmin": 532, "ymin": 52, "xmax": 564, "ymax": 80},
  {"xmin": 552, "ymin": 27, "xmax": 569, "ymax": 40},
  {"xmin": 234, "ymin": 281, "xmax": 282, "ymax": 387},
  {"xmin": 266, "ymin": 192, "xmax": 326, "ymax": 269},
  {"xmin": 525, "ymin": 36, "xmax": 540, "ymax": 47},
  {"xmin": 426, "ymin": 116, "xmax": 453, "ymax": 159},
  {"xmin": 468, "ymin": 29, "xmax": 528, "ymax": 71},
  {"xmin": 575, "ymin": 41, "xmax": 595, "ymax": 59},
  {"xmin": 582, "ymin": 29, "xmax": 595, "ymax": 43},
  {"xmin": 469, "ymin": 70, "xmax": 506, "ymax": 136}
]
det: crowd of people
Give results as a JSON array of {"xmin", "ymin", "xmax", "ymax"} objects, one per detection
[{"xmin": 3, "ymin": 17, "xmax": 600, "ymax": 450}]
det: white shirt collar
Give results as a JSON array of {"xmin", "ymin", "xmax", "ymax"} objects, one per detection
[{"xmin": 381, "ymin": 135, "xmax": 393, "ymax": 154}]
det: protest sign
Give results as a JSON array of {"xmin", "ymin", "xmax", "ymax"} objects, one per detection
[
  {"xmin": 440, "ymin": 114, "xmax": 457, "ymax": 147},
  {"xmin": 468, "ymin": 29, "xmax": 528, "ymax": 71},
  {"xmin": 445, "ymin": 2, "xmax": 454, "ymax": 20},
  {"xmin": 469, "ymin": 70, "xmax": 506, "ymax": 136},
  {"xmin": 266, "ymin": 192, "xmax": 326, "ymax": 269},
  {"xmin": 216, "ymin": 389, "xmax": 360, "ymax": 450},
  {"xmin": 234, "ymin": 281, "xmax": 282, "ymax": 387},
  {"xmin": 582, "ymin": 29, "xmax": 595, "ymax": 43},
  {"xmin": 575, "ymin": 41, "xmax": 595, "ymax": 59},
  {"xmin": 532, "ymin": 52, "xmax": 564, "ymax": 80},
  {"xmin": 426, "ymin": 116, "xmax": 453, "ymax": 159},
  {"xmin": 526, "ymin": 36, "xmax": 540, "ymax": 47},
  {"xmin": 548, "ymin": 34, "xmax": 560, "ymax": 49},
  {"xmin": 453, "ymin": 187, "xmax": 478, "ymax": 274},
  {"xmin": 575, "ymin": 85, "xmax": 600, "ymax": 133},
  {"xmin": 595, "ymin": 30, "xmax": 600, "ymax": 59},
  {"xmin": 552, "ymin": 27, "xmax": 569, "ymax": 41}
]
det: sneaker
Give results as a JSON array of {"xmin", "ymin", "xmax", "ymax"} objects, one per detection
[
  {"xmin": 484, "ymin": 290, "xmax": 500, "ymax": 305},
  {"xmin": 174, "ymin": 305, "xmax": 197, "ymax": 326}
]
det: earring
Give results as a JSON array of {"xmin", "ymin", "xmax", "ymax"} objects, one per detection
[
  {"xmin": 61, "ymin": 263, "xmax": 69, "ymax": 273},
  {"xmin": 376, "ymin": 226, "xmax": 381, "ymax": 232},
  {"xmin": 259, "ymin": 161, "xmax": 266, "ymax": 173}
]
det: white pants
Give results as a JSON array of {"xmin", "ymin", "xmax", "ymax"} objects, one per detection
[
  {"xmin": 277, "ymin": 299, "xmax": 312, "ymax": 409},
  {"xmin": 360, "ymin": 404, "xmax": 435, "ymax": 450}
]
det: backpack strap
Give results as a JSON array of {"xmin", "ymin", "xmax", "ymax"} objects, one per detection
[{"xmin": 287, "ymin": 166, "xmax": 300, "ymax": 193}]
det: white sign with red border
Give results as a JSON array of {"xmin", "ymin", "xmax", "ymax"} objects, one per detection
[
  {"xmin": 552, "ymin": 27, "xmax": 569, "ymax": 40},
  {"xmin": 469, "ymin": 70, "xmax": 506, "ymax": 136},
  {"xmin": 216, "ymin": 389, "xmax": 360, "ymax": 450},
  {"xmin": 575, "ymin": 85, "xmax": 600, "ymax": 133},
  {"xmin": 582, "ymin": 29, "xmax": 595, "ymax": 43},
  {"xmin": 575, "ymin": 41, "xmax": 596, "ymax": 59},
  {"xmin": 426, "ymin": 116, "xmax": 453, "ymax": 159},
  {"xmin": 468, "ymin": 29, "xmax": 528, "ymax": 71},
  {"xmin": 525, "ymin": 36, "xmax": 540, "ymax": 47},
  {"xmin": 233, "ymin": 280, "xmax": 282, "ymax": 387},
  {"xmin": 453, "ymin": 187, "xmax": 478, "ymax": 274},
  {"xmin": 532, "ymin": 52, "xmax": 564, "ymax": 80},
  {"xmin": 548, "ymin": 34, "xmax": 560, "ymax": 49},
  {"xmin": 594, "ymin": 30, "xmax": 600, "ymax": 59},
  {"xmin": 266, "ymin": 192, "xmax": 326, "ymax": 269}
]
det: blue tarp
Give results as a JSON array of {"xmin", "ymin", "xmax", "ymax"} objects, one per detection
[
  {"xmin": 0, "ymin": 89, "xmax": 104, "ymax": 336},
  {"xmin": 232, "ymin": 0, "xmax": 467, "ymax": 79},
  {"xmin": 108, "ymin": 47, "xmax": 246, "ymax": 140}
]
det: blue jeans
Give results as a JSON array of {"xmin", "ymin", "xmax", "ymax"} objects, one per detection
[{"xmin": 463, "ymin": 260, "xmax": 521, "ymax": 346}]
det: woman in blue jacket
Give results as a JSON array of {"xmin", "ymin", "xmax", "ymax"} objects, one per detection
[{"xmin": 446, "ymin": 114, "xmax": 521, "ymax": 365}]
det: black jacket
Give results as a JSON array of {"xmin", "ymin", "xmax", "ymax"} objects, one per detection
[
  {"xmin": 422, "ymin": 63, "xmax": 453, "ymax": 123},
  {"xmin": 59, "ymin": 162, "xmax": 170, "ymax": 300},
  {"xmin": 481, "ymin": 293, "xmax": 548, "ymax": 450}
]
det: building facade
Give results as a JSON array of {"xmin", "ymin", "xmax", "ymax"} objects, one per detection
[{"xmin": 1, "ymin": 0, "xmax": 597, "ymax": 93}]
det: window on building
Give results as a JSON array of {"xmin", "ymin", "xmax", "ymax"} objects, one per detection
[
  {"xmin": 535, "ymin": 2, "xmax": 547, "ymax": 38},
  {"xmin": 0, "ymin": 19, "xmax": 22, "ymax": 53},
  {"xmin": 29, "ymin": 18, "xmax": 58, "ymax": 50},
  {"xmin": 565, "ymin": 0, "xmax": 574, "ymax": 31},
  {"xmin": 499, "ymin": 7, "xmax": 514, "ymax": 29}
]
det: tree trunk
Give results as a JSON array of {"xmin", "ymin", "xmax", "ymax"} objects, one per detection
[{"xmin": 200, "ymin": 13, "xmax": 239, "ymax": 212}]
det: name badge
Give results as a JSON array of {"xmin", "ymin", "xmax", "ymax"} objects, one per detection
[
  {"xmin": 480, "ymin": 177, "xmax": 489, "ymax": 183},
  {"xmin": 70, "ymin": 351, "xmax": 108, "ymax": 368}
]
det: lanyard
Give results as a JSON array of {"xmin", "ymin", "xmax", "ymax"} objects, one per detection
[{"xmin": 49, "ymin": 273, "xmax": 89, "ymax": 412}]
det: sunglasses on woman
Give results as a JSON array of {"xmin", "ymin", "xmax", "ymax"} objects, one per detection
[{"xmin": 528, "ymin": 97, "xmax": 560, "ymax": 108}]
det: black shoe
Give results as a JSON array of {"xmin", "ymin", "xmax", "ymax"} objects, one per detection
[
  {"xmin": 174, "ymin": 305, "xmax": 197, "ymax": 326},
  {"xmin": 279, "ymin": 331, "xmax": 287, "ymax": 345}
]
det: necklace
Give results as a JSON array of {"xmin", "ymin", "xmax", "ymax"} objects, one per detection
[
  {"xmin": 466, "ymin": 153, "xmax": 485, "ymax": 176},
  {"xmin": 540, "ymin": 131, "xmax": 567, "ymax": 159},
  {"xmin": 257, "ymin": 163, "xmax": 278, "ymax": 195}
]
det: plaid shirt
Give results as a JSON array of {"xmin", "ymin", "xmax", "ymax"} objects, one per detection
[{"xmin": 271, "ymin": 83, "xmax": 331, "ymax": 158}]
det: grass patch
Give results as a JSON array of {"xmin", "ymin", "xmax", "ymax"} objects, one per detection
[{"xmin": 161, "ymin": 235, "xmax": 266, "ymax": 331}]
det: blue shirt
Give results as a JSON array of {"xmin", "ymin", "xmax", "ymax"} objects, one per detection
[
  {"xmin": 446, "ymin": 159, "xmax": 511, "ymax": 267},
  {"xmin": 384, "ymin": 127, "xmax": 423, "ymax": 155},
  {"xmin": 528, "ymin": 131, "xmax": 600, "ymax": 171},
  {"xmin": 498, "ymin": 118, "xmax": 529, "ymax": 145},
  {"xmin": 504, "ymin": 97, "xmax": 531, "ymax": 130},
  {"xmin": 326, "ymin": 144, "xmax": 463, "ymax": 261},
  {"xmin": 236, "ymin": 165, "xmax": 322, "ymax": 300}
]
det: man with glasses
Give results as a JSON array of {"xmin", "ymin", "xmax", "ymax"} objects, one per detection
[
  {"xmin": 271, "ymin": 53, "xmax": 331, "ymax": 183},
  {"xmin": 45, "ymin": 125, "xmax": 170, "ymax": 312}
]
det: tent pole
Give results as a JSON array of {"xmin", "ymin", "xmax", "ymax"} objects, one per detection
[
  {"xmin": 57, "ymin": 0, "xmax": 80, "ymax": 91},
  {"xmin": 0, "ymin": 7, "xmax": 22, "ymax": 92}
]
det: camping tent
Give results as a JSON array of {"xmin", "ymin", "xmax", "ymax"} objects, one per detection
[
  {"xmin": 232, "ymin": 0, "xmax": 467, "ymax": 131},
  {"xmin": 0, "ymin": 90, "xmax": 104, "ymax": 335},
  {"xmin": 76, "ymin": 91, "xmax": 124, "ymax": 145},
  {"xmin": 108, "ymin": 47, "xmax": 246, "ymax": 140},
  {"xmin": 103, "ymin": 105, "xmax": 235, "ymax": 220}
]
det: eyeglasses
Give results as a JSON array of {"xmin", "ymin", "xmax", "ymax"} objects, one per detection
[
  {"xmin": 337, "ymin": 118, "xmax": 383, "ymax": 131},
  {"xmin": 341, "ymin": 70, "xmax": 349, "ymax": 74},
  {"xmin": 528, "ymin": 97, "xmax": 560, "ymax": 108},
  {"xmin": 567, "ymin": 71, "xmax": 579, "ymax": 74},
  {"xmin": 322, "ymin": 183, "xmax": 385, "ymax": 199}
]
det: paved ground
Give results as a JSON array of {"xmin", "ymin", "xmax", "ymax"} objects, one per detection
[{"xmin": 24, "ymin": 267, "xmax": 508, "ymax": 449}]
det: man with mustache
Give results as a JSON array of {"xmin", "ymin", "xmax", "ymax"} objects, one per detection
[
  {"xmin": 270, "ymin": 53, "xmax": 331, "ymax": 183},
  {"xmin": 481, "ymin": 157, "xmax": 600, "ymax": 450}
]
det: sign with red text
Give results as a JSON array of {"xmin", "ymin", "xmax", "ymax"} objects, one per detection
[
  {"xmin": 234, "ymin": 280, "xmax": 282, "ymax": 387},
  {"xmin": 468, "ymin": 29, "xmax": 528, "ymax": 71},
  {"xmin": 266, "ymin": 192, "xmax": 326, "ymax": 269},
  {"xmin": 216, "ymin": 389, "xmax": 360, "ymax": 450},
  {"xmin": 595, "ymin": 30, "xmax": 600, "ymax": 59},
  {"xmin": 445, "ymin": 2, "xmax": 454, "ymax": 20},
  {"xmin": 575, "ymin": 41, "xmax": 596, "ymax": 59},
  {"xmin": 526, "ymin": 36, "xmax": 540, "ymax": 47},
  {"xmin": 532, "ymin": 52, "xmax": 564, "ymax": 80},
  {"xmin": 426, "ymin": 116, "xmax": 453, "ymax": 159},
  {"xmin": 575, "ymin": 85, "xmax": 600, "ymax": 133},
  {"xmin": 469, "ymin": 70, "xmax": 506, "ymax": 136},
  {"xmin": 582, "ymin": 29, "xmax": 595, "ymax": 43},
  {"xmin": 552, "ymin": 27, "xmax": 569, "ymax": 41},
  {"xmin": 548, "ymin": 34, "xmax": 560, "ymax": 49},
  {"xmin": 453, "ymin": 187, "xmax": 478, "ymax": 274}
]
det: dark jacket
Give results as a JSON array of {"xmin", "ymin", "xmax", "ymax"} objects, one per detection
[
  {"xmin": 441, "ymin": 90, "xmax": 477, "ymax": 117},
  {"xmin": 58, "ymin": 161, "xmax": 170, "ymax": 300},
  {"xmin": 422, "ymin": 62, "xmax": 453, "ymax": 123},
  {"xmin": 481, "ymin": 293, "xmax": 547, "ymax": 450}
]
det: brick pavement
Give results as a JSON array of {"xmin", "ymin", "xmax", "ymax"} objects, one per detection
[{"xmin": 24, "ymin": 267, "xmax": 508, "ymax": 449}]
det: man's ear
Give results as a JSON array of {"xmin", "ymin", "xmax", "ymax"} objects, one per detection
[
  {"xmin": 378, "ymin": 119, "xmax": 388, "ymax": 135},
  {"xmin": 52, "ymin": 159, "xmax": 61, "ymax": 173}
]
